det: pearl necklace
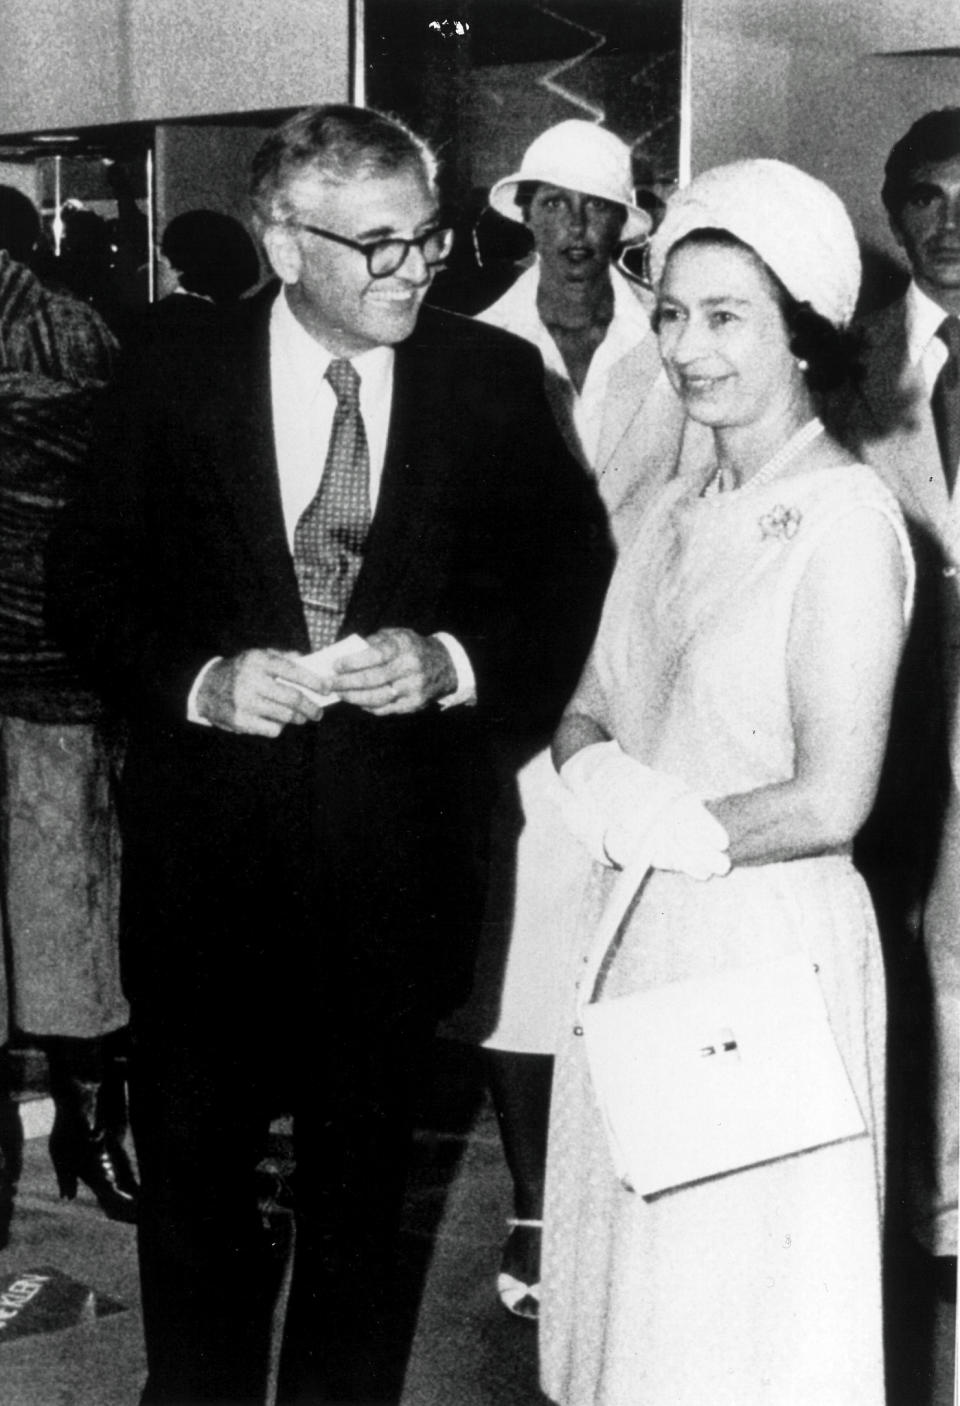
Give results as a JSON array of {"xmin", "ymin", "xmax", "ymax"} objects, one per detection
[{"xmin": 704, "ymin": 417, "xmax": 826, "ymax": 496}]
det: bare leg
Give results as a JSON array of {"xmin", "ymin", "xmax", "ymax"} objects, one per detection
[{"xmin": 485, "ymin": 1049, "xmax": 552, "ymax": 1315}]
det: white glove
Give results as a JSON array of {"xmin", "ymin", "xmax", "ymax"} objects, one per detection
[
  {"xmin": 628, "ymin": 790, "xmax": 731, "ymax": 880},
  {"xmin": 558, "ymin": 740, "xmax": 730, "ymax": 880},
  {"xmin": 558, "ymin": 740, "xmax": 684, "ymax": 861}
]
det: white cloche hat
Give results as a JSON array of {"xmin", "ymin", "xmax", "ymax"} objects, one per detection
[
  {"xmin": 488, "ymin": 120, "xmax": 652, "ymax": 243},
  {"xmin": 648, "ymin": 158, "xmax": 862, "ymax": 328}
]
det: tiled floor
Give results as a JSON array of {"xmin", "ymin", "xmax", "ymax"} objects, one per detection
[{"xmin": 0, "ymin": 1038, "xmax": 952, "ymax": 1406}]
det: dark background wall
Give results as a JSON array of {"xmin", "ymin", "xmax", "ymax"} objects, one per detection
[{"xmin": 365, "ymin": 0, "xmax": 681, "ymax": 211}]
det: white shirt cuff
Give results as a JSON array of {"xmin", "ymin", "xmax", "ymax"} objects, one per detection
[
  {"xmin": 189, "ymin": 640, "xmax": 475, "ymax": 721},
  {"xmin": 187, "ymin": 657, "xmax": 222, "ymax": 725},
  {"xmin": 432, "ymin": 633, "xmax": 476, "ymax": 709}
]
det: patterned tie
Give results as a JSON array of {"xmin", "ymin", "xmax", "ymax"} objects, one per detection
[
  {"xmin": 293, "ymin": 359, "xmax": 371, "ymax": 650},
  {"xmin": 932, "ymin": 316, "xmax": 960, "ymax": 495}
]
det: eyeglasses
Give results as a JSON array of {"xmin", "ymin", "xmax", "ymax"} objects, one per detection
[{"xmin": 286, "ymin": 220, "xmax": 454, "ymax": 278}]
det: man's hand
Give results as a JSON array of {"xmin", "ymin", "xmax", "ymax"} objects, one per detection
[
  {"xmin": 196, "ymin": 648, "xmax": 328, "ymax": 737},
  {"xmin": 330, "ymin": 628, "xmax": 457, "ymax": 715}
]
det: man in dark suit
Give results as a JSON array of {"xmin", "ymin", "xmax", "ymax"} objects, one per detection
[
  {"xmin": 48, "ymin": 105, "xmax": 611, "ymax": 1405},
  {"xmin": 834, "ymin": 107, "xmax": 960, "ymax": 1297}
]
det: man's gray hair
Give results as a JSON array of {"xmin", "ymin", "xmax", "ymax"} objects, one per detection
[{"xmin": 250, "ymin": 104, "xmax": 438, "ymax": 231}]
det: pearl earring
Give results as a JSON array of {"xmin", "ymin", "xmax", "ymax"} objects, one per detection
[{"xmin": 796, "ymin": 358, "xmax": 809, "ymax": 373}]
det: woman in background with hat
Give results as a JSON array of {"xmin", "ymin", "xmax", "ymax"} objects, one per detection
[
  {"xmin": 461, "ymin": 120, "xmax": 696, "ymax": 1320},
  {"xmin": 541, "ymin": 159, "xmax": 912, "ymax": 1403},
  {"xmin": 480, "ymin": 119, "xmax": 660, "ymax": 491}
]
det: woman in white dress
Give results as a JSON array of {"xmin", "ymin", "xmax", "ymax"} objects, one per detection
[{"xmin": 541, "ymin": 160, "xmax": 913, "ymax": 1404}]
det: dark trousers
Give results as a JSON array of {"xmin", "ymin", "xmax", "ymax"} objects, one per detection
[
  {"xmin": 123, "ymin": 727, "xmax": 481, "ymax": 1405},
  {"xmin": 132, "ymin": 998, "xmax": 433, "ymax": 1406}
]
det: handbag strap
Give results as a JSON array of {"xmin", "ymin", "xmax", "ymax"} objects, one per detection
[{"xmin": 574, "ymin": 854, "xmax": 652, "ymax": 1030}]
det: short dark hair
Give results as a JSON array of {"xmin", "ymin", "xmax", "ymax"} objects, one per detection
[
  {"xmin": 162, "ymin": 209, "xmax": 260, "ymax": 303},
  {"xmin": 653, "ymin": 228, "xmax": 861, "ymax": 391},
  {"xmin": 249, "ymin": 104, "xmax": 437, "ymax": 231},
  {"xmin": 882, "ymin": 108, "xmax": 960, "ymax": 217},
  {"xmin": 0, "ymin": 185, "xmax": 41, "ymax": 264},
  {"xmin": 782, "ymin": 298, "xmax": 862, "ymax": 393}
]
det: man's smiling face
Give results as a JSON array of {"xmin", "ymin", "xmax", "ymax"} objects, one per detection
[{"xmin": 267, "ymin": 161, "xmax": 440, "ymax": 354}]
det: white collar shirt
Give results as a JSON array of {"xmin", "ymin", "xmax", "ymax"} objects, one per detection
[
  {"xmin": 905, "ymin": 281, "xmax": 960, "ymax": 557},
  {"xmin": 905, "ymin": 279, "xmax": 952, "ymax": 396},
  {"xmin": 478, "ymin": 262, "xmax": 652, "ymax": 468},
  {"xmin": 571, "ymin": 266, "xmax": 653, "ymax": 466},
  {"xmin": 186, "ymin": 286, "xmax": 476, "ymax": 720},
  {"xmin": 264, "ymin": 285, "xmax": 474, "ymax": 709},
  {"xmin": 270, "ymin": 287, "xmax": 395, "ymax": 549}
]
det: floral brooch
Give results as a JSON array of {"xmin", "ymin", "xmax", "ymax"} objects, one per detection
[{"xmin": 759, "ymin": 504, "xmax": 802, "ymax": 540}]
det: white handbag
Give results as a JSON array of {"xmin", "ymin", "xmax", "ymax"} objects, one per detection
[{"xmin": 574, "ymin": 859, "xmax": 868, "ymax": 1197}]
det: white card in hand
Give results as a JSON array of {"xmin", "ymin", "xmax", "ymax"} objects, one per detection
[{"xmin": 281, "ymin": 634, "xmax": 367, "ymax": 707}]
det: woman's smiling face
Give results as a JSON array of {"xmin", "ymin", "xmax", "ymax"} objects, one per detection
[{"xmin": 655, "ymin": 237, "xmax": 798, "ymax": 429}]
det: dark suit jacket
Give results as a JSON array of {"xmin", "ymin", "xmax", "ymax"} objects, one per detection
[
  {"xmin": 47, "ymin": 287, "xmax": 612, "ymax": 1023},
  {"xmin": 129, "ymin": 290, "xmax": 228, "ymax": 345}
]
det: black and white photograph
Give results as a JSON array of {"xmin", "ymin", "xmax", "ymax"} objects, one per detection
[{"xmin": 0, "ymin": 2, "xmax": 954, "ymax": 1403}]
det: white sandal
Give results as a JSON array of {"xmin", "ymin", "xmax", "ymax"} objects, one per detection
[{"xmin": 496, "ymin": 1217, "xmax": 542, "ymax": 1321}]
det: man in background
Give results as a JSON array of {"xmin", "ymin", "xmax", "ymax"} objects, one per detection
[
  {"xmin": 151, "ymin": 207, "xmax": 261, "ymax": 326},
  {"xmin": 836, "ymin": 107, "xmax": 960, "ymax": 1299}
]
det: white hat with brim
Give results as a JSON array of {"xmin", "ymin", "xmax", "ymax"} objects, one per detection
[{"xmin": 488, "ymin": 119, "xmax": 652, "ymax": 244}]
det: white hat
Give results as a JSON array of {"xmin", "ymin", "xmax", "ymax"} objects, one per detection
[
  {"xmin": 488, "ymin": 120, "xmax": 652, "ymax": 243},
  {"xmin": 648, "ymin": 158, "xmax": 861, "ymax": 328}
]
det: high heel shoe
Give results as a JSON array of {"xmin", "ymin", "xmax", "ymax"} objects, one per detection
[
  {"xmin": 48, "ymin": 1088, "xmax": 138, "ymax": 1223},
  {"xmin": 45, "ymin": 1036, "xmax": 138, "ymax": 1224},
  {"xmin": 496, "ymin": 1217, "xmax": 542, "ymax": 1321}
]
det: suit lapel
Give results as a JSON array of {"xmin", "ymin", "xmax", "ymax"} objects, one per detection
[
  {"xmin": 203, "ymin": 293, "xmax": 306, "ymax": 632},
  {"xmin": 343, "ymin": 323, "xmax": 447, "ymax": 634},
  {"xmin": 857, "ymin": 299, "xmax": 951, "ymax": 540},
  {"xmin": 200, "ymin": 296, "xmax": 446, "ymax": 646}
]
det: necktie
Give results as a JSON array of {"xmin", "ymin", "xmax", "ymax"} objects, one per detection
[
  {"xmin": 293, "ymin": 359, "xmax": 371, "ymax": 650},
  {"xmin": 932, "ymin": 316, "xmax": 960, "ymax": 495}
]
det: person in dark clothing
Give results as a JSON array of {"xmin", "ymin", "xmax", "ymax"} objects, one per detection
[
  {"xmin": 47, "ymin": 104, "xmax": 612, "ymax": 1405},
  {"xmin": 0, "ymin": 184, "xmax": 135, "ymax": 1233}
]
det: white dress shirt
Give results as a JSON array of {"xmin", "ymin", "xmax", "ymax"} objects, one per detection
[
  {"xmin": 477, "ymin": 262, "xmax": 652, "ymax": 468},
  {"xmin": 270, "ymin": 289, "xmax": 395, "ymax": 542},
  {"xmin": 905, "ymin": 278, "xmax": 952, "ymax": 396},
  {"xmin": 188, "ymin": 288, "xmax": 474, "ymax": 720}
]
